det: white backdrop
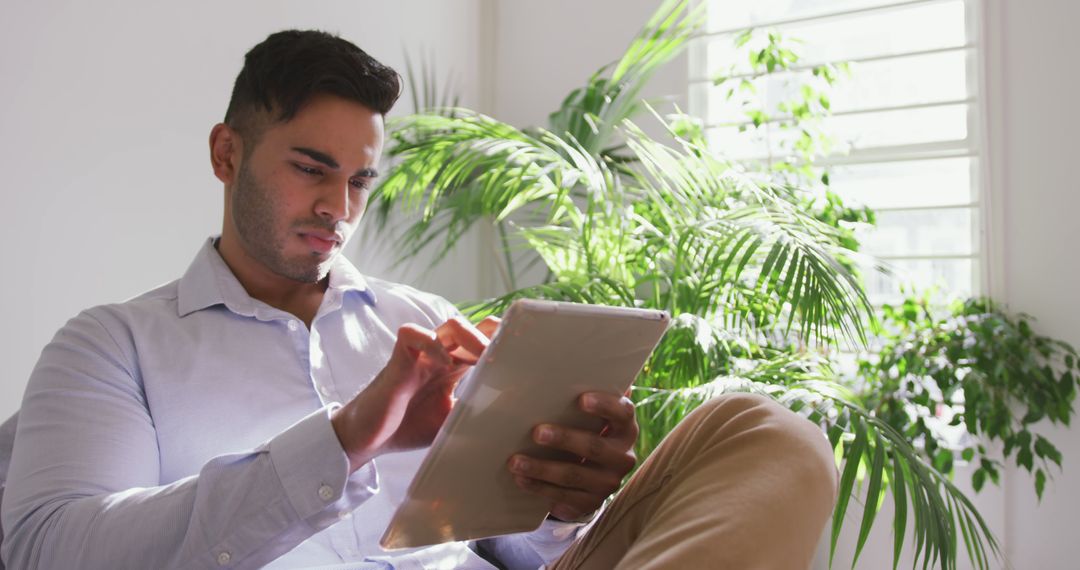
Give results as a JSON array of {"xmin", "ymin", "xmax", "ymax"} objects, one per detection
[{"xmin": 988, "ymin": 1, "xmax": 1080, "ymax": 567}]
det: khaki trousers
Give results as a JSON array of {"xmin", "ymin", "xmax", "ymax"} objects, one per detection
[{"xmin": 550, "ymin": 393, "xmax": 838, "ymax": 570}]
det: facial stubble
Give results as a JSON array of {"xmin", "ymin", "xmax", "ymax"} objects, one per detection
[{"xmin": 231, "ymin": 160, "xmax": 333, "ymax": 283}]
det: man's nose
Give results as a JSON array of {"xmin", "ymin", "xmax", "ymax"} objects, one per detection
[{"xmin": 315, "ymin": 181, "xmax": 350, "ymax": 223}]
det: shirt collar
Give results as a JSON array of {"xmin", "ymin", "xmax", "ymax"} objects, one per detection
[{"xmin": 177, "ymin": 237, "xmax": 376, "ymax": 318}]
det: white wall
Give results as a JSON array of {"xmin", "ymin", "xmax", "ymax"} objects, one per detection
[
  {"xmin": 490, "ymin": 0, "xmax": 687, "ymax": 138},
  {"xmin": 485, "ymin": 0, "xmax": 689, "ymax": 292},
  {"xmin": 990, "ymin": 0, "xmax": 1080, "ymax": 567},
  {"xmin": 0, "ymin": 0, "xmax": 483, "ymax": 419}
]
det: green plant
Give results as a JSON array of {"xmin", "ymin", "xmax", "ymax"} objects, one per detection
[
  {"xmin": 370, "ymin": 2, "xmax": 1011, "ymax": 568},
  {"xmin": 710, "ymin": 26, "xmax": 1080, "ymax": 569},
  {"xmin": 859, "ymin": 295, "xmax": 1080, "ymax": 501},
  {"xmin": 711, "ymin": 28, "xmax": 874, "ymax": 258}
]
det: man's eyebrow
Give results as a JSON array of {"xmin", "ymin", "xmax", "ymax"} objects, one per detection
[
  {"xmin": 292, "ymin": 147, "xmax": 339, "ymax": 169},
  {"xmin": 291, "ymin": 146, "xmax": 378, "ymax": 178}
]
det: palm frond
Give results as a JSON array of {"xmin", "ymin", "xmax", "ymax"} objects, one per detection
[
  {"xmin": 387, "ymin": 113, "xmax": 873, "ymax": 347},
  {"xmin": 621, "ymin": 120, "xmax": 872, "ymax": 347},
  {"xmin": 372, "ymin": 112, "xmax": 592, "ymax": 264},
  {"xmin": 631, "ymin": 369, "xmax": 1000, "ymax": 570},
  {"xmin": 547, "ymin": 0, "xmax": 704, "ymax": 155},
  {"xmin": 403, "ymin": 50, "xmax": 460, "ymax": 115},
  {"xmin": 461, "ymin": 278, "xmax": 639, "ymax": 321}
]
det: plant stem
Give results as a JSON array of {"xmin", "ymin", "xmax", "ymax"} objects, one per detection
[{"xmin": 496, "ymin": 220, "xmax": 518, "ymax": 291}]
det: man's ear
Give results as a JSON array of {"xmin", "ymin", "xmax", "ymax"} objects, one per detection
[{"xmin": 209, "ymin": 123, "xmax": 243, "ymax": 185}]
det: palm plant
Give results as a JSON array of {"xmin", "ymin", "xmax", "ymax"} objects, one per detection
[{"xmin": 369, "ymin": 1, "xmax": 999, "ymax": 567}]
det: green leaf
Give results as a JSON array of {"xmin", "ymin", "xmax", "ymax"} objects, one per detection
[
  {"xmin": 891, "ymin": 454, "xmax": 908, "ymax": 570},
  {"xmin": 933, "ymin": 449, "xmax": 954, "ymax": 474},
  {"xmin": 853, "ymin": 432, "xmax": 887, "ymax": 568},
  {"xmin": 1061, "ymin": 371, "xmax": 1075, "ymax": 396},
  {"xmin": 973, "ymin": 467, "xmax": 986, "ymax": 492},
  {"xmin": 831, "ymin": 417, "xmax": 868, "ymax": 567},
  {"xmin": 1017, "ymin": 448, "xmax": 1034, "ymax": 471},
  {"xmin": 1022, "ymin": 407, "xmax": 1046, "ymax": 425},
  {"xmin": 1035, "ymin": 468, "xmax": 1046, "ymax": 500},
  {"xmin": 734, "ymin": 28, "xmax": 754, "ymax": 48},
  {"xmin": 1035, "ymin": 436, "xmax": 1063, "ymax": 467}
]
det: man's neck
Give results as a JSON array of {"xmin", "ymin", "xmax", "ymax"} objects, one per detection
[{"xmin": 215, "ymin": 235, "xmax": 327, "ymax": 328}]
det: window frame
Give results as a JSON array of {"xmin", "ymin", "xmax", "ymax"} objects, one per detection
[{"xmin": 687, "ymin": 0, "xmax": 993, "ymax": 305}]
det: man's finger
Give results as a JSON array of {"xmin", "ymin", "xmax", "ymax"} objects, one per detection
[
  {"xmin": 476, "ymin": 316, "xmax": 501, "ymax": 339},
  {"xmin": 508, "ymin": 454, "xmax": 622, "ymax": 495},
  {"xmin": 531, "ymin": 424, "xmax": 637, "ymax": 474},
  {"xmin": 510, "ymin": 474, "xmax": 602, "ymax": 522},
  {"xmin": 395, "ymin": 324, "xmax": 453, "ymax": 368},
  {"xmin": 580, "ymin": 392, "xmax": 639, "ymax": 440},
  {"xmin": 580, "ymin": 392, "xmax": 636, "ymax": 423},
  {"xmin": 435, "ymin": 317, "xmax": 489, "ymax": 365}
]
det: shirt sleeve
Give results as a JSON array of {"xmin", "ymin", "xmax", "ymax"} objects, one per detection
[
  {"xmin": 478, "ymin": 516, "xmax": 592, "ymax": 570},
  {"xmin": 0, "ymin": 309, "xmax": 379, "ymax": 570}
]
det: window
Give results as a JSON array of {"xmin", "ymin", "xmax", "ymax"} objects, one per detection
[{"xmin": 688, "ymin": 0, "xmax": 984, "ymax": 305}]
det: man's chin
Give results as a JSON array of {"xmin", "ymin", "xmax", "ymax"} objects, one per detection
[{"xmin": 273, "ymin": 257, "xmax": 333, "ymax": 284}]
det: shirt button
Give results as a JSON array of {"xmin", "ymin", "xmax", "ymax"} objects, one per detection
[
  {"xmin": 287, "ymin": 320, "xmax": 299, "ymax": 332},
  {"xmin": 318, "ymin": 484, "xmax": 334, "ymax": 501},
  {"xmin": 338, "ymin": 510, "xmax": 352, "ymax": 520},
  {"xmin": 216, "ymin": 551, "xmax": 232, "ymax": 566}
]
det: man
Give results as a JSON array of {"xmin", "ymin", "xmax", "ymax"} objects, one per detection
[{"xmin": 1, "ymin": 31, "xmax": 837, "ymax": 569}]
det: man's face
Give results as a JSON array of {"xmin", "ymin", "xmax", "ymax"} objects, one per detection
[{"xmin": 226, "ymin": 94, "xmax": 384, "ymax": 283}]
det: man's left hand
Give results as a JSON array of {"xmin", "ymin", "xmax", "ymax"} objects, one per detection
[{"xmin": 508, "ymin": 391, "xmax": 638, "ymax": 522}]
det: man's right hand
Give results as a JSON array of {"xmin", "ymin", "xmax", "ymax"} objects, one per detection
[{"xmin": 331, "ymin": 316, "xmax": 499, "ymax": 472}]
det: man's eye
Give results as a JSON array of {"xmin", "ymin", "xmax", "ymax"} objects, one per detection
[
  {"xmin": 294, "ymin": 164, "xmax": 322, "ymax": 176},
  {"xmin": 349, "ymin": 178, "xmax": 371, "ymax": 191}
]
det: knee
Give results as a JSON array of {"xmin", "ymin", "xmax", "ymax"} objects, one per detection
[{"xmin": 686, "ymin": 392, "xmax": 838, "ymax": 497}]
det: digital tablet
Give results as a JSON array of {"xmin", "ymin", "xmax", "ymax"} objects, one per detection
[{"xmin": 379, "ymin": 299, "xmax": 670, "ymax": 550}]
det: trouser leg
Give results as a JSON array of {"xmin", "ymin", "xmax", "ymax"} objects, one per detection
[{"xmin": 550, "ymin": 392, "xmax": 838, "ymax": 570}]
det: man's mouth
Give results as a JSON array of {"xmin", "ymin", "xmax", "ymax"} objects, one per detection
[{"xmin": 299, "ymin": 231, "xmax": 342, "ymax": 254}]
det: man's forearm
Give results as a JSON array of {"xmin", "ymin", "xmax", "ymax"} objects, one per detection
[
  {"xmin": 2, "ymin": 406, "xmax": 377, "ymax": 570},
  {"xmin": 1, "ymin": 312, "xmax": 377, "ymax": 569}
]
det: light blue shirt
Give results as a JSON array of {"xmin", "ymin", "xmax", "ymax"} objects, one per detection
[{"xmin": 1, "ymin": 238, "xmax": 580, "ymax": 569}]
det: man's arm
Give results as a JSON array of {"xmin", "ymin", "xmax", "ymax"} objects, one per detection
[
  {"xmin": 0, "ymin": 309, "xmax": 382, "ymax": 569},
  {"xmin": 330, "ymin": 317, "xmax": 494, "ymax": 472},
  {"xmin": 0, "ymin": 311, "xmax": 489, "ymax": 570}
]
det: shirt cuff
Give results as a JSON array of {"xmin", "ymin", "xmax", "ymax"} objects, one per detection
[
  {"xmin": 507, "ymin": 516, "xmax": 590, "ymax": 568},
  {"xmin": 267, "ymin": 404, "xmax": 379, "ymax": 528},
  {"xmin": 530, "ymin": 516, "xmax": 590, "ymax": 545}
]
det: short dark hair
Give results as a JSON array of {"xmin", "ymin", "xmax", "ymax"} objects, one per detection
[{"xmin": 224, "ymin": 30, "xmax": 401, "ymax": 144}]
